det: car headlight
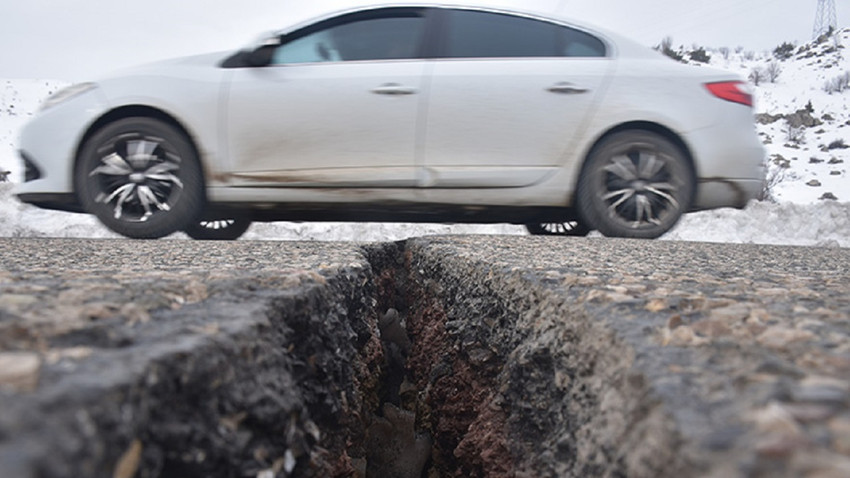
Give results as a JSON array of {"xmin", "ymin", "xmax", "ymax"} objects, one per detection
[{"xmin": 39, "ymin": 82, "xmax": 97, "ymax": 111}]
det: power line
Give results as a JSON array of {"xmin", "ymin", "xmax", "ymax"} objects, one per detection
[{"xmin": 813, "ymin": 0, "xmax": 838, "ymax": 38}]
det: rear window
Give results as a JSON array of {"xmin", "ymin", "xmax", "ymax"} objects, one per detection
[{"xmin": 443, "ymin": 10, "xmax": 606, "ymax": 59}]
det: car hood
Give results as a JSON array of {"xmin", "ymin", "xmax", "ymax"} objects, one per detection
[{"xmin": 96, "ymin": 51, "xmax": 233, "ymax": 81}]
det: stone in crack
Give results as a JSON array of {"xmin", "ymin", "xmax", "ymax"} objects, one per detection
[
  {"xmin": 379, "ymin": 308, "xmax": 411, "ymax": 354},
  {"xmin": 365, "ymin": 403, "xmax": 432, "ymax": 478}
]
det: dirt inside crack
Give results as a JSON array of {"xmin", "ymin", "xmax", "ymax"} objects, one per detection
[{"xmin": 361, "ymin": 242, "xmax": 517, "ymax": 478}]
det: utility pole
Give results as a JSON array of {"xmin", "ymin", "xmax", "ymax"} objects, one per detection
[{"xmin": 813, "ymin": 0, "xmax": 838, "ymax": 39}]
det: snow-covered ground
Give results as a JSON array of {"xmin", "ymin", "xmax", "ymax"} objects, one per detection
[{"xmin": 2, "ymin": 32, "xmax": 849, "ymax": 246}]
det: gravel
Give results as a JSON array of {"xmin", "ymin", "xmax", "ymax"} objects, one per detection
[{"xmin": 1, "ymin": 236, "xmax": 849, "ymax": 477}]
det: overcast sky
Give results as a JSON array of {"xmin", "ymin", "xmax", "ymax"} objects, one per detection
[{"xmin": 0, "ymin": 0, "xmax": 847, "ymax": 81}]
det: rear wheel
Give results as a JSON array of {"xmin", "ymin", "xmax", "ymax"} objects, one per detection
[
  {"xmin": 525, "ymin": 221, "xmax": 590, "ymax": 236},
  {"xmin": 576, "ymin": 130, "xmax": 694, "ymax": 239},
  {"xmin": 75, "ymin": 117, "xmax": 204, "ymax": 239},
  {"xmin": 185, "ymin": 218, "xmax": 252, "ymax": 240}
]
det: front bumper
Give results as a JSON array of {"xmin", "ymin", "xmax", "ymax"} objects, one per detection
[{"xmin": 15, "ymin": 86, "xmax": 108, "ymax": 198}]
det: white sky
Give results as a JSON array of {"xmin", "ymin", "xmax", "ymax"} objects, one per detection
[{"xmin": 0, "ymin": 0, "xmax": 848, "ymax": 81}]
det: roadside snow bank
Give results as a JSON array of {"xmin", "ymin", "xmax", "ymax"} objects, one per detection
[
  {"xmin": 2, "ymin": 184, "xmax": 848, "ymax": 246},
  {"xmin": 662, "ymin": 201, "xmax": 850, "ymax": 247}
]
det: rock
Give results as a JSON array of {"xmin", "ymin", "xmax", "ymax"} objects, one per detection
[
  {"xmin": 807, "ymin": 179, "xmax": 823, "ymax": 187},
  {"xmin": 709, "ymin": 303, "xmax": 751, "ymax": 322},
  {"xmin": 692, "ymin": 318, "xmax": 733, "ymax": 338},
  {"xmin": 756, "ymin": 113, "xmax": 784, "ymax": 124},
  {"xmin": 829, "ymin": 416, "xmax": 850, "ymax": 455},
  {"xmin": 0, "ymin": 351, "xmax": 41, "ymax": 392},
  {"xmin": 771, "ymin": 154, "xmax": 791, "ymax": 168},
  {"xmin": 757, "ymin": 327, "xmax": 816, "ymax": 350},
  {"xmin": 379, "ymin": 308, "xmax": 411, "ymax": 354},
  {"xmin": 0, "ymin": 293, "xmax": 38, "ymax": 310},
  {"xmin": 112, "ymin": 439, "xmax": 143, "ymax": 478},
  {"xmin": 366, "ymin": 403, "xmax": 432, "ymax": 478},
  {"xmin": 792, "ymin": 376, "xmax": 850, "ymax": 404},
  {"xmin": 750, "ymin": 402, "xmax": 807, "ymax": 458},
  {"xmin": 820, "ymin": 192, "xmax": 839, "ymax": 200},
  {"xmin": 786, "ymin": 109, "xmax": 823, "ymax": 128},
  {"xmin": 782, "ymin": 403, "xmax": 838, "ymax": 423}
]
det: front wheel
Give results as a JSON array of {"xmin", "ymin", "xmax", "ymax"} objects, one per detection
[
  {"xmin": 525, "ymin": 221, "xmax": 590, "ymax": 237},
  {"xmin": 576, "ymin": 131, "xmax": 694, "ymax": 239},
  {"xmin": 185, "ymin": 218, "xmax": 252, "ymax": 240},
  {"xmin": 75, "ymin": 118, "xmax": 204, "ymax": 239}
]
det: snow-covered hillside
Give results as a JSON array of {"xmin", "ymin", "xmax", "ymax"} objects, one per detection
[
  {"xmin": 698, "ymin": 29, "xmax": 850, "ymax": 204},
  {"xmin": 2, "ymin": 31, "xmax": 850, "ymax": 246}
]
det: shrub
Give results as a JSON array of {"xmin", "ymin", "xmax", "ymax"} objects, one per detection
[
  {"xmin": 773, "ymin": 42, "xmax": 795, "ymax": 60},
  {"xmin": 749, "ymin": 66, "xmax": 766, "ymax": 86},
  {"xmin": 823, "ymin": 71, "xmax": 850, "ymax": 94},
  {"xmin": 784, "ymin": 121, "xmax": 805, "ymax": 145},
  {"xmin": 760, "ymin": 162, "xmax": 786, "ymax": 203},
  {"xmin": 689, "ymin": 47, "xmax": 711, "ymax": 63},
  {"xmin": 655, "ymin": 37, "xmax": 684, "ymax": 62}
]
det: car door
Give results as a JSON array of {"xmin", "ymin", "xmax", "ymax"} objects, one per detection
[
  {"xmin": 224, "ymin": 7, "xmax": 430, "ymax": 188},
  {"xmin": 420, "ymin": 9, "xmax": 614, "ymax": 188}
]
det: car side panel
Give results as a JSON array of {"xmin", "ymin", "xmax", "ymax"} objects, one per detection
[
  {"xmin": 223, "ymin": 61, "xmax": 428, "ymax": 188},
  {"xmin": 421, "ymin": 58, "xmax": 613, "ymax": 188}
]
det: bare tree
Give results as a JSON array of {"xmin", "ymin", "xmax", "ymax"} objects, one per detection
[
  {"xmin": 749, "ymin": 66, "xmax": 766, "ymax": 86},
  {"xmin": 766, "ymin": 61, "xmax": 782, "ymax": 83}
]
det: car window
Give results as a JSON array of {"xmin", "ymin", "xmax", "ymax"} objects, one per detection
[
  {"xmin": 272, "ymin": 9, "xmax": 427, "ymax": 64},
  {"xmin": 443, "ymin": 9, "xmax": 607, "ymax": 59},
  {"xmin": 561, "ymin": 27, "xmax": 607, "ymax": 57},
  {"xmin": 444, "ymin": 10, "xmax": 558, "ymax": 58}
]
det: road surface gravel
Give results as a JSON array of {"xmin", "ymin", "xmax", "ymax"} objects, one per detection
[{"xmin": 0, "ymin": 236, "xmax": 848, "ymax": 477}]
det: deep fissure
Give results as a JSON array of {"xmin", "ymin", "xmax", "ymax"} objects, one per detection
[
  {"xmin": 359, "ymin": 241, "xmax": 526, "ymax": 477},
  {"xmin": 1, "ymin": 238, "xmax": 675, "ymax": 477}
]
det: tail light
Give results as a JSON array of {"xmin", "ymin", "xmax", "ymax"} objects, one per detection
[{"xmin": 705, "ymin": 81, "xmax": 753, "ymax": 107}]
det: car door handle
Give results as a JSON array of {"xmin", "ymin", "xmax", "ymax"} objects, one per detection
[
  {"xmin": 547, "ymin": 82, "xmax": 590, "ymax": 94},
  {"xmin": 371, "ymin": 83, "xmax": 418, "ymax": 96}
]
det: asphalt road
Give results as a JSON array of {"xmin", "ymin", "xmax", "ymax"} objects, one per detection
[{"xmin": 1, "ymin": 236, "xmax": 849, "ymax": 477}]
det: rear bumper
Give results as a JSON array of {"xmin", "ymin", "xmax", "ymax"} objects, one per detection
[
  {"xmin": 693, "ymin": 178, "xmax": 762, "ymax": 210},
  {"xmin": 683, "ymin": 114, "xmax": 766, "ymax": 210}
]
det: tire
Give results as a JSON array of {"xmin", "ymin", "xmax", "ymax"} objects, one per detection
[
  {"xmin": 576, "ymin": 130, "xmax": 694, "ymax": 239},
  {"xmin": 525, "ymin": 221, "xmax": 590, "ymax": 236},
  {"xmin": 185, "ymin": 218, "xmax": 252, "ymax": 240},
  {"xmin": 75, "ymin": 118, "xmax": 204, "ymax": 239}
]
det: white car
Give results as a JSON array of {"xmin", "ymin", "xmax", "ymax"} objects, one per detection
[{"xmin": 17, "ymin": 3, "xmax": 765, "ymax": 240}]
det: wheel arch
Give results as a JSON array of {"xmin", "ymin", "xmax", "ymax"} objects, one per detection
[
  {"xmin": 73, "ymin": 105, "xmax": 208, "ymax": 198},
  {"xmin": 574, "ymin": 120, "xmax": 698, "ymax": 209}
]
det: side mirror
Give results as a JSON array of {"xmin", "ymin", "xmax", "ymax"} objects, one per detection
[
  {"xmin": 247, "ymin": 45, "xmax": 276, "ymax": 67},
  {"xmin": 246, "ymin": 35, "xmax": 282, "ymax": 67}
]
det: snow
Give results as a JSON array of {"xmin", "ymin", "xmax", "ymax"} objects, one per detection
[{"xmin": 2, "ymin": 33, "xmax": 850, "ymax": 247}]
